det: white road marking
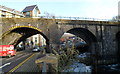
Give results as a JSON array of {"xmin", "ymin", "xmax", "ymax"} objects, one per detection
[
  {"xmin": 0, "ymin": 62, "xmax": 11, "ymax": 69},
  {"xmin": 0, "ymin": 53, "xmax": 31, "ymax": 69},
  {"xmin": 5, "ymin": 53, "xmax": 26, "ymax": 61},
  {"xmin": 16, "ymin": 53, "xmax": 24, "ymax": 57},
  {"xmin": 15, "ymin": 53, "xmax": 31, "ymax": 61},
  {"xmin": 6, "ymin": 57, "xmax": 14, "ymax": 61}
]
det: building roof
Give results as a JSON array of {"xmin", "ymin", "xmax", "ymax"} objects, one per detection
[
  {"xmin": 22, "ymin": 5, "xmax": 39, "ymax": 12},
  {"xmin": 0, "ymin": 5, "xmax": 24, "ymax": 16}
]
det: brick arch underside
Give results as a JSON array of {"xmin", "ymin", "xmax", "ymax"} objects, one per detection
[
  {"xmin": 66, "ymin": 28, "xmax": 97, "ymax": 52},
  {"xmin": 9, "ymin": 27, "xmax": 49, "ymax": 47}
]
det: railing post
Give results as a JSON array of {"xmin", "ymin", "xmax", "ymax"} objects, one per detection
[{"xmin": 42, "ymin": 62, "xmax": 47, "ymax": 74}]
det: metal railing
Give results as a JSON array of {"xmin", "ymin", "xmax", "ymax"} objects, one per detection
[
  {"xmin": 39, "ymin": 16, "xmax": 111, "ymax": 21},
  {"xmin": 0, "ymin": 15, "xmax": 118, "ymax": 22}
]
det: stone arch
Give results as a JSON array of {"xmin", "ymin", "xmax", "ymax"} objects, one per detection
[
  {"xmin": 1, "ymin": 26, "xmax": 49, "ymax": 52},
  {"xmin": 66, "ymin": 28, "xmax": 97, "ymax": 52}
]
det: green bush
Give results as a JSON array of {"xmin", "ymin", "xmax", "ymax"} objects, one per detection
[{"xmin": 58, "ymin": 46, "xmax": 79, "ymax": 71}]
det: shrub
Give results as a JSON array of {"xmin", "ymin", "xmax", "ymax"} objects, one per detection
[{"xmin": 58, "ymin": 45, "xmax": 79, "ymax": 71}]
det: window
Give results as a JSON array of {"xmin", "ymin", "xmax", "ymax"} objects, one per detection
[
  {"xmin": 12, "ymin": 14, "xmax": 15, "ymax": 18},
  {"xmin": 1, "ymin": 11, "xmax": 6, "ymax": 17},
  {"xmin": 1, "ymin": 15, "xmax": 6, "ymax": 17},
  {"xmin": 35, "ymin": 37, "xmax": 37, "ymax": 43},
  {"xmin": 26, "ymin": 12, "xmax": 30, "ymax": 17},
  {"xmin": 2, "ymin": 11, "xmax": 6, "ymax": 15}
]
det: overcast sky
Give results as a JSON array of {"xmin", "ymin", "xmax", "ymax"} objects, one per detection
[{"xmin": 0, "ymin": 0, "xmax": 119, "ymax": 19}]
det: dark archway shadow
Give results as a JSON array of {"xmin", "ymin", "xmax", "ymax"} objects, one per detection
[
  {"xmin": 9, "ymin": 26, "xmax": 50, "ymax": 53},
  {"xmin": 116, "ymin": 31, "xmax": 120, "ymax": 62},
  {"xmin": 66, "ymin": 28, "xmax": 97, "ymax": 52}
]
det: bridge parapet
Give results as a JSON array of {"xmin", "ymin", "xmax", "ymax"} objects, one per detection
[{"xmin": 0, "ymin": 18, "xmax": 120, "ymax": 64}]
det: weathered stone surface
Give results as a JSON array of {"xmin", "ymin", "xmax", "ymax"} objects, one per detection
[
  {"xmin": 0, "ymin": 18, "xmax": 120, "ymax": 64},
  {"xmin": 0, "ymin": 32, "xmax": 22, "ymax": 45}
]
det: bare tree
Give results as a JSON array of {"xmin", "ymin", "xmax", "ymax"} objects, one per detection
[
  {"xmin": 43, "ymin": 11, "xmax": 55, "ymax": 19},
  {"xmin": 112, "ymin": 16, "xmax": 120, "ymax": 22}
]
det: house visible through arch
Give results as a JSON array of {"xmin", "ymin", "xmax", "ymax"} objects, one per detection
[
  {"xmin": 65, "ymin": 28, "xmax": 97, "ymax": 52},
  {"xmin": 1, "ymin": 26, "xmax": 49, "ymax": 52}
]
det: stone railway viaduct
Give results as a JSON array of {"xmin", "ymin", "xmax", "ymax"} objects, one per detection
[{"xmin": 0, "ymin": 18, "xmax": 120, "ymax": 64}]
